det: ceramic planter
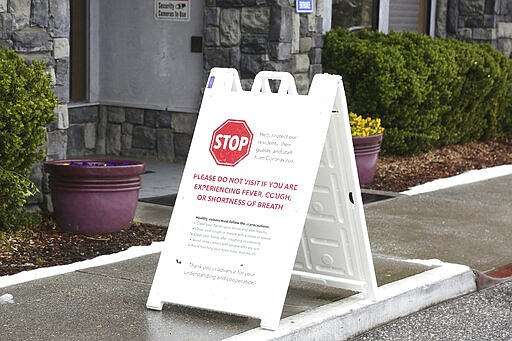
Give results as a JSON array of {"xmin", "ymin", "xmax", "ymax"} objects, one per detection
[
  {"xmin": 352, "ymin": 133, "xmax": 383, "ymax": 184},
  {"xmin": 44, "ymin": 160, "xmax": 145, "ymax": 234}
]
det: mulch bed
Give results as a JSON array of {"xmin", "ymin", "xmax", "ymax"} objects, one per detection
[
  {"xmin": 0, "ymin": 220, "xmax": 166, "ymax": 276},
  {"xmin": 1, "ymin": 136, "xmax": 511, "ymax": 277},
  {"xmin": 363, "ymin": 136, "xmax": 512, "ymax": 192}
]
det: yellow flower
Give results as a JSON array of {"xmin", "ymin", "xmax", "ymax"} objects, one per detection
[{"xmin": 348, "ymin": 112, "xmax": 384, "ymax": 137}]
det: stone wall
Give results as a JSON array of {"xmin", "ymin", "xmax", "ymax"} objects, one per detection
[
  {"xmin": 1, "ymin": 0, "xmax": 69, "ymax": 206},
  {"xmin": 67, "ymin": 105, "xmax": 197, "ymax": 162},
  {"xmin": 204, "ymin": 0, "xmax": 324, "ymax": 94},
  {"xmin": 437, "ymin": 0, "xmax": 512, "ymax": 57},
  {"xmin": 1, "ymin": 0, "xmax": 70, "ymax": 160}
]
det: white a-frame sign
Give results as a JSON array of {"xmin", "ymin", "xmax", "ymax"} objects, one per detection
[{"xmin": 146, "ymin": 68, "xmax": 378, "ymax": 330}]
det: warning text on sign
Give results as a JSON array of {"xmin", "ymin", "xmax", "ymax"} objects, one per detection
[{"xmin": 193, "ymin": 173, "xmax": 298, "ymax": 210}]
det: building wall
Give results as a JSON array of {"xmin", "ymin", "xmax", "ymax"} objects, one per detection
[
  {"xmin": 67, "ymin": 1, "xmax": 327, "ymax": 166},
  {"xmin": 203, "ymin": 0, "xmax": 324, "ymax": 94},
  {"xmin": 4, "ymin": 0, "xmax": 512, "ymax": 209},
  {"xmin": 0, "ymin": 0, "xmax": 70, "ymax": 160},
  {"xmin": 0, "ymin": 0, "xmax": 70, "ymax": 206},
  {"xmin": 3, "ymin": 0, "xmax": 512, "ymax": 165},
  {"xmin": 437, "ymin": 0, "xmax": 512, "ymax": 57},
  {"xmin": 91, "ymin": 0, "xmax": 204, "ymax": 112},
  {"xmin": 67, "ymin": 105, "xmax": 197, "ymax": 162}
]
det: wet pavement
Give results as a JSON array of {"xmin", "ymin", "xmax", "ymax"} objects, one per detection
[{"xmin": 1, "ymin": 158, "xmax": 511, "ymax": 340}]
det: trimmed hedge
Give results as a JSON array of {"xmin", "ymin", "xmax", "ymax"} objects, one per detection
[
  {"xmin": 0, "ymin": 49, "xmax": 57, "ymax": 230},
  {"xmin": 323, "ymin": 29, "xmax": 512, "ymax": 155}
]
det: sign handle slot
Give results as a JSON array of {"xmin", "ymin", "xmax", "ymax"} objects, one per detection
[{"xmin": 251, "ymin": 71, "xmax": 298, "ymax": 95}]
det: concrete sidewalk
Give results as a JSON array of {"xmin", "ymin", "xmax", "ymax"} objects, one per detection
[{"xmin": 1, "ymin": 160, "xmax": 511, "ymax": 340}]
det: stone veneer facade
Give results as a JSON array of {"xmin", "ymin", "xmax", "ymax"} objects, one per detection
[
  {"xmin": 437, "ymin": 0, "xmax": 512, "ymax": 57},
  {"xmin": 203, "ymin": 0, "xmax": 324, "ymax": 94},
  {"xmin": 2, "ymin": 0, "xmax": 512, "ymax": 209},
  {"xmin": 0, "ymin": 0, "xmax": 69, "ymax": 159},
  {"xmin": 1, "ymin": 0, "xmax": 69, "ymax": 206},
  {"xmin": 67, "ymin": 105, "xmax": 196, "ymax": 162}
]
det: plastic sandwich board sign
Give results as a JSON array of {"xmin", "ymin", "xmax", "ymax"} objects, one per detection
[{"xmin": 146, "ymin": 68, "xmax": 377, "ymax": 330}]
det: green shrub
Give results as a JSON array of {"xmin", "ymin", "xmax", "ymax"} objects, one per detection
[
  {"xmin": 0, "ymin": 49, "xmax": 57, "ymax": 230},
  {"xmin": 323, "ymin": 29, "xmax": 512, "ymax": 154}
]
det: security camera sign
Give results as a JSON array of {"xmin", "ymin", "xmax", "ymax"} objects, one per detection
[{"xmin": 155, "ymin": 0, "xmax": 190, "ymax": 21}]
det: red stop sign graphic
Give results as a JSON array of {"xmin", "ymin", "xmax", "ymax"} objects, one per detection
[{"xmin": 209, "ymin": 119, "xmax": 253, "ymax": 166}]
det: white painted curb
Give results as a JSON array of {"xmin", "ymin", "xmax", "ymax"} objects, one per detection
[
  {"xmin": 227, "ymin": 262, "xmax": 476, "ymax": 340},
  {"xmin": 402, "ymin": 164, "xmax": 512, "ymax": 195},
  {"xmin": 0, "ymin": 242, "xmax": 164, "ymax": 289}
]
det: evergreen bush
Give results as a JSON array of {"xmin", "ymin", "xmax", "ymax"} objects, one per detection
[
  {"xmin": 0, "ymin": 49, "xmax": 57, "ymax": 230},
  {"xmin": 323, "ymin": 29, "xmax": 512, "ymax": 154}
]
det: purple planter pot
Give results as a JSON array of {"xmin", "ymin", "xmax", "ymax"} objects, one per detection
[
  {"xmin": 44, "ymin": 159, "xmax": 145, "ymax": 234},
  {"xmin": 352, "ymin": 133, "xmax": 383, "ymax": 184}
]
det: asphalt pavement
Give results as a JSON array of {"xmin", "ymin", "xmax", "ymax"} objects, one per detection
[{"xmin": 350, "ymin": 279, "xmax": 512, "ymax": 340}]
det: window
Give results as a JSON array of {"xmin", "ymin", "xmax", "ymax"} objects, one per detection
[
  {"xmin": 330, "ymin": 0, "xmax": 436, "ymax": 35},
  {"xmin": 388, "ymin": 0, "xmax": 432, "ymax": 34},
  {"xmin": 331, "ymin": 0, "xmax": 379, "ymax": 31}
]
